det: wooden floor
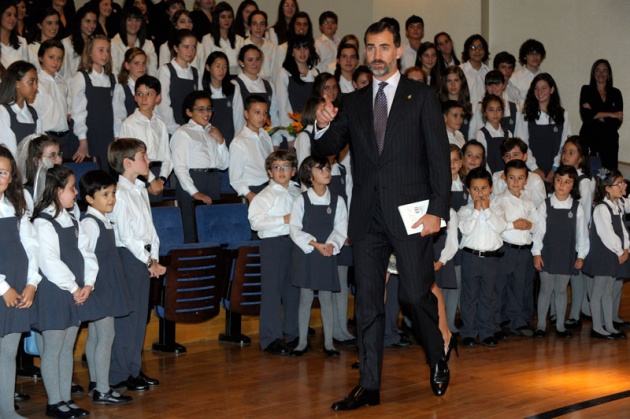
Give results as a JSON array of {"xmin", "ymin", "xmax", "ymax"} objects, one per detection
[{"xmin": 15, "ymin": 292, "xmax": 630, "ymax": 419}]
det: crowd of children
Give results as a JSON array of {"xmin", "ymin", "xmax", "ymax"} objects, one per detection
[{"xmin": 0, "ymin": 1, "xmax": 628, "ymax": 417}]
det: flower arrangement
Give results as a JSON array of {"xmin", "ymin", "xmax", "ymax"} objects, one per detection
[{"xmin": 264, "ymin": 112, "xmax": 303, "ymax": 136}]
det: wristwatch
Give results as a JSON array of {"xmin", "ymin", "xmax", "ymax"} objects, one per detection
[{"xmin": 146, "ymin": 259, "xmax": 153, "ymax": 269}]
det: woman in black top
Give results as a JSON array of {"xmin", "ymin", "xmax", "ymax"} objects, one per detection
[{"xmin": 579, "ymin": 59, "xmax": 623, "ymax": 170}]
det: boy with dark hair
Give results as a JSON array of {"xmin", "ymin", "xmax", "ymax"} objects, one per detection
[
  {"xmin": 400, "ymin": 15, "xmax": 424, "ymax": 71},
  {"xmin": 493, "ymin": 51, "xmax": 519, "ymax": 103},
  {"xmin": 510, "ymin": 39, "xmax": 546, "ymax": 102},
  {"xmin": 315, "ymin": 11, "xmax": 340, "ymax": 72}
]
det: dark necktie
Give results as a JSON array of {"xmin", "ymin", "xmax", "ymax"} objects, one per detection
[{"xmin": 374, "ymin": 81, "xmax": 388, "ymax": 155}]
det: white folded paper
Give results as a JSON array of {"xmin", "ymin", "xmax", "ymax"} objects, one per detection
[{"xmin": 398, "ymin": 200, "xmax": 446, "ymax": 235}]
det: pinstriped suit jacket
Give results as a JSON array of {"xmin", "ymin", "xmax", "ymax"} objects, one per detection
[{"xmin": 315, "ymin": 76, "xmax": 451, "ymax": 241}]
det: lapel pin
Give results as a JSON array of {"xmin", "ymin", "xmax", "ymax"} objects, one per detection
[{"xmin": 407, "ymin": 95, "xmax": 412, "ymax": 99}]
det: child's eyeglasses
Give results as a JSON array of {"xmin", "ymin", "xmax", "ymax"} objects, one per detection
[
  {"xmin": 271, "ymin": 165, "xmax": 292, "ymax": 172},
  {"xmin": 611, "ymin": 181, "xmax": 626, "ymax": 187}
]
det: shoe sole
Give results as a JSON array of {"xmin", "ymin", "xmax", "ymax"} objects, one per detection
[{"xmin": 93, "ymin": 399, "xmax": 132, "ymax": 405}]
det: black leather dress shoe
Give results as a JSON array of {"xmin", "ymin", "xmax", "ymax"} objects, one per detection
[
  {"xmin": 590, "ymin": 330, "xmax": 615, "ymax": 340},
  {"xmin": 65, "ymin": 400, "xmax": 89, "ymax": 417},
  {"xmin": 87, "ymin": 382, "xmax": 96, "ymax": 397},
  {"xmin": 70, "ymin": 383, "xmax": 84, "ymax": 395},
  {"xmin": 124, "ymin": 375, "xmax": 149, "ymax": 391},
  {"xmin": 285, "ymin": 337, "xmax": 299, "ymax": 350},
  {"xmin": 565, "ymin": 318, "xmax": 582, "ymax": 329},
  {"xmin": 291, "ymin": 346, "xmax": 309, "ymax": 357},
  {"xmin": 331, "ymin": 385, "xmax": 380, "ymax": 411},
  {"xmin": 46, "ymin": 401, "xmax": 77, "ymax": 418},
  {"xmin": 430, "ymin": 357, "xmax": 450, "ymax": 397},
  {"xmin": 264, "ymin": 339, "xmax": 290, "ymax": 356},
  {"xmin": 481, "ymin": 337, "xmax": 498, "ymax": 347},
  {"xmin": 556, "ymin": 329, "xmax": 573, "ymax": 338},
  {"xmin": 14, "ymin": 392, "xmax": 29, "ymax": 402},
  {"xmin": 462, "ymin": 337, "xmax": 477, "ymax": 348},
  {"xmin": 323, "ymin": 348, "xmax": 340, "ymax": 357},
  {"xmin": 138, "ymin": 371, "xmax": 159, "ymax": 386},
  {"xmin": 611, "ymin": 331, "xmax": 627, "ymax": 339},
  {"xmin": 93, "ymin": 389, "xmax": 133, "ymax": 405},
  {"xmin": 533, "ymin": 329, "xmax": 546, "ymax": 338},
  {"xmin": 333, "ymin": 338, "xmax": 357, "ymax": 347},
  {"xmin": 613, "ymin": 320, "xmax": 630, "ymax": 329}
]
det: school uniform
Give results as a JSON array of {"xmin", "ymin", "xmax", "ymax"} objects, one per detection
[
  {"xmin": 458, "ymin": 197, "xmax": 507, "ymax": 342},
  {"xmin": 469, "ymin": 92, "xmax": 521, "ymax": 141},
  {"xmin": 156, "ymin": 59, "xmax": 200, "ymax": 134},
  {"xmin": 459, "ymin": 61, "xmax": 489, "ymax": 108},
  {"xmin": 275, "ymin": 67, "xmax": 318, "ymax": 147},
  {"xmin": 509, "ymin": 65, "xmax": 542, "ymax": 103},
  {"xmin": 475, "ymin": 123, "xmax": 512, "ymax": 173},
  {"xmin": 109, "ymin": 175, "xmax": 160, "ymax": 385},
  {"xmin": 206, "ymin": 84, "xmax": 235, "ymax": 148},
  {"xmin": 533, "ymin": 195, "xmax": 589, "ymax": 333},
  {"xmin": 32, "ymin": 207, "xmax": 99, "ymax": 331},
  {"xmin": 170, "ymin": 119, "xmax": 230, "ymax": 242},
  {"xmin": 71, "ymin": 69, "xmax": 116, "ymax": 170},
  {"xmin": 516, "ymin": 110, "xmax": 571, "ymax": 175},
  {"xmin": 290, "ymin": 188, "xmax": 348, "ymax": 291},
  {"xmin": 434, "ymin": 208, "xmax": 459, "ymax": 290},
  {"xmin": 0, "ymin": 101, "xmax": 41, "ymax": 158},
  {"xmin": 495, "ymin": 189, "xmax": 538, "ymax": 333},
  {"xmin": 315, "ymin": 34, "xmax": 339, "ymax": 73},
  {"xmin": 492, "ymin": 170, "xmax": 547, "ymax": 209},
  {"xmin": 229, "ymin": 126, "xmax": 273, "ymax": 197},
  {"xmin": 232, "ymin": 73, "xmax": 281, "ymax": 139},
  {"xmin": 447, "ymin": 129, "xmax": 465, "ymax": 149},
  {"xmin": 248, "ymin": 180, "xmax": 302, "ymax": 350},
  {"xmin": 33, "ymin": 69, "xmax": 74, "ymax": 157},
  {"xmin": 0, "ymin": 36, "xmax": 29, "ymax": 69},
  {"xmin": 110, "ymin": 34, "xmax": 158, "ymax": 77},
  {"xmin": 113, "ymin": 78, "xmax": 138, "ymax": 138},
  {"xmin": 81, "ymin": 207, "xmax": 133, "ymax": 319},
  {"xmin": 242, "ymin": 38, "xmax": 277, "ymax": 82},
  {"xmin": 0, "ymin": 196, "xmax": 40, "ymax": 336},
  {"xmin": 201, "ymin": 34, "xmax": 244, "ymax": 75}
]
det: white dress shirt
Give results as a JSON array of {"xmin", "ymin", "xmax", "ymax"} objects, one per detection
[
  {"xmin": 110, "ymin": 34, "xmax": 158, "ymax": 77},
  {"xmin": 516, "ymin": 110, "xmax": 571, "ymax": 172},
  {"xmin": 201, "ymin": 34, "xmax": 244, "ymax": 75},
  {"xmin": 577, "ymin": 169, "xmax": 595, "ymax": 226},
  {"xmin": 451, "ymin": 177, "xmax": 464, "ymax": 192},
  {"xmin": 70, "ymin": 68, "xmax": 115, "ymax": 140},
  {"xmin": 0, "ymin": 101, "xmax": 42, "ymax": 158},
  {"xmin": 231, "ymin": 72, "xmax": 281, "ymax": 135},
  {"xmin": 61, "ymin": 36, "xmax": 81, "ymax": 80},
  {"xmin": 33, "ymin": 70, "xmax": 69, "ymax": 133},
  {"xmin": 170, "ymin": 119, "xmax": 229, "ymax": 196},
  {"xmin": 120, "ymin": 109, "xmax": 173, "ymax": 181},
  {"xmin": 289, "ymin": 187, "xmax": 348, "ymax": 254},
  {"xmin": 459, "ymin": 61, "xmax": 489, "ymax": 108},
  {"xmin": 248, "ymin": 180, "xmax": 301, "ymax": 238},
  {"xmin": 509, "ymin": 65, "xmax": 542, "ymax": 103},
  {"xmin": 1, "ymin": 37, "xmax": 29, "ymax": 69},
  {"xmin": 229, "ymin": 126, "xmax": 273, "ymax": 196},
  {"xmin": 242, "ymin": 37, "xmax": 276, "ymax": 82},
  {"xmin": 315, "ymin": 34, "xmax": 339, "ymax": 73},
  {"xmin": 447, "ymin": 129, "xmax": 465, "ymax": 149},
  {"xmin": 495, "ymin": 189, "xmax": 538, "ymax": 245},
  {"xmin": 491, "ymin": 170, "xmax": 546, "ymax": 209},
  {"xmin": 339, "ymin": 75, "xmax": 354, "ymax": 94},
  {"xmin": 34, "ymin": 206, "xmax": 98, "ymax": 293},
  {"xmin": 27, "ymin": 41, "xmax": 41, "ymax": 71},
  {"xmin": 438, "ymin": 208, "xmax": 459, "ymax": 265},
  {"xmin": 156, "ymin": 59, "xmax": 201, "ymax": 134},
  {"xmin": 0, "ymin": 195, "xmax": 41, "ymax": 296},
  {"xmin": 110, "ymin": 175, "xmax": 160, "ymax": 263},
  {"xmin": 458, "ymin": 198, "xmax": 507, "ymax": 252},
  {"xmin": 532, "ymin": 194, "xmax": 589, "ymax": 258},
  {"xmin": 400, "ymin": 40, "xmax": 418, "ymax": 73},
  {"xmin": 591, "ymin": 198, "xmax": 630, "ymax": 256}
]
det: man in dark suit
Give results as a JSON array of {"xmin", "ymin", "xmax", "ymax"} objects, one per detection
[{"xmin": 313, "ymin": 18, "xmax": 452, "ymax": 410}]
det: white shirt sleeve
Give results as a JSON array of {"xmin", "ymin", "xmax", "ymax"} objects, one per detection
[
  {"xmin": 34, "ymin": 217, "xmax": 80, "ymax": 293},
  {"xmin": 326, "ymin": 196, "xmax": 348, "ymax": 254},
  {"xmin": 144, "ymin": 40, "xmax": 158, "ymax": 76},
  {"xmin": 78, "ymin": 220, "xmax": 99, "ymax": 288},
  {"xmin": 0, "ymin": 106, "xmax": 17, "ymax": 156},
  {"xmin": 248, "ymin": 190, "xmax": 285, "ymax": 232},
  {"xmin": 228, "ymin": 140, "xmax": 250, "ymax": 197},
  {"xmin": 112, "ymin": 83, "xmax": 127, "ymax": 138},
  {"xmin": 289, "ymin": 194, "xmax": 316, "ymax": 254},
  {"xmin": 532, "ymin": 201, "xmax": 547, "ymax": 256},
  {"xmin": 592, "ymin": 204, "xmax": 623, "ymax": 256},
  {"xmin": 70, "ymin": 72, "xmax": 88, "ymax": 140},
  {"xmin": 170, "ymin": 128, "xmax": 198, "ymax": 197},
  {"xmin": 439, "ymin": 209, "xmax": 459, "ymax": 264},
  {"xmin": 156, "ymin": 64, "xmax": 179, "ymax": 134},
  {"xmin": 516, "ymin": 114, "xmax": 539, "ymax": 172},
  {"xmin": 231, "ymin": 81, "xmax": 245, "ymax": 135}
]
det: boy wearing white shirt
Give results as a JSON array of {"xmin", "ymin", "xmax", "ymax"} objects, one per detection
[
  {"xmin": 492, "ymin": 138, "xmax": 546, "ymax": 208},
  {"xmin": 119, "ymin": 75, "xmax": 172, "ymax": 199},
  {"xmin": 108, "ymin": 138, "xmax": 165, "ymax": 391},
  {"xmin": 442, "ymin": 100, "xmax": 466, "ymax": 148},
  {"xmin": 458, "ymin": 167, "xmax": 507, "ymax": 348},
  {"xmin": 314, "ymin": 11, "xmax": 340, "ymax": 73},
  {"xmin": 229, "ymin": 95, "xmax": 273, "ymax": 204},
  {"xmin": 494, "ymin": 160, "xmax": 538, "ymax": 338},
  {"xmin": 509, "ymin": 39, "xmax": 546, "ymax": 103},
  {"xmin": 248, "ymin": 150, "xmax": 301, "ymax": 355},
  {"xmin": 171, "ymin": 90, "xmax": 229, "ymax": 243}
]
